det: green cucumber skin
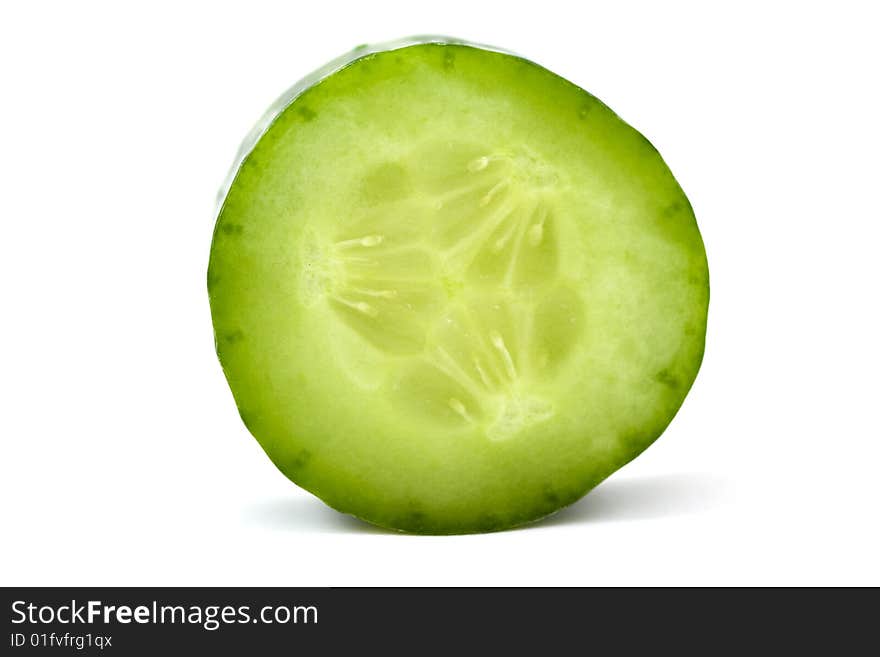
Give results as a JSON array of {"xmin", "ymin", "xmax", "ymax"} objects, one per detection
[{"xmin": 208, "ymin": 37, "xmax": 709, "ymax": 534}]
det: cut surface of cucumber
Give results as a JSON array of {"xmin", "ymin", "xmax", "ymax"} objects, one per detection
[{"xmin": 208, "ymin": 37, "xmax": 709, "ymax": 534}]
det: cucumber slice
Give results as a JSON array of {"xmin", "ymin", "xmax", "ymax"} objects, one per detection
[{"xmin": 208, "ymin": 36, "xmax": 709, "ymax": 534}]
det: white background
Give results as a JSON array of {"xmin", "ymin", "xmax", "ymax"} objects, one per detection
[{"xmin": 2, "ymin": 1, "xmax": 878, "ymax": 586}]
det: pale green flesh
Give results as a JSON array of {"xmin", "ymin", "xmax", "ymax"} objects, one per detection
[{"xmin": 208, "ymin": 42, "xmax": 709, "ymax": 533}]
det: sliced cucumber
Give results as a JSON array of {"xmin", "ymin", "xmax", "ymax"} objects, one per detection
[{"xmin": 208, "ymin": 36, "xmax": 709, "ymax": 534}]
